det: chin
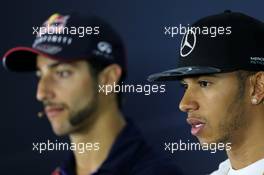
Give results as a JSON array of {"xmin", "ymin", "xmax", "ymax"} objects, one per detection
[
  {"xmin": 200, "ymin": 136, "xmax": 229, "ymax": 146},
  {"xmin": 51, "ymin": 125, "xmax": 72, "ymax": 136},
  {"xmin": 52, "ymin": 129, "xmax": 68, "ymax": 136},
  {"xmin": 198, "ymin": 136, "xmax": 217, "ymax": 145},
  {"xmin": 54, "ymin": 131, "xmax": 68, "ymax": 136},
  {"xmin": 197, "ymin": 137, "xmax": 208, "ymax": 145}
]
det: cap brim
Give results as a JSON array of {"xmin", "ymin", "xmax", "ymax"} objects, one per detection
[
  {"xmin": 147, "ymin": 66, "xmax": 222, "ymax": 82},
  {"xmin": 2, "ymin": 46, "xmax": 64, "ymax": 72}
]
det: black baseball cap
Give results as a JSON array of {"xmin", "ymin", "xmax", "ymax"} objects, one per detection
[
  {"xmin": 148, "ymin": 10, "xmax": 264, "ymax": 82},
  {"xmin": 2, "ymin": 12, "xmax": 127, "ymax": 77}
]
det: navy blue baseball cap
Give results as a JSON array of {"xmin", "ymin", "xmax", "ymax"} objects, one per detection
[
  {"xmin": 2, "ymin": 12, "xmax": 127, "ymax": 77},
  {"xmin": 148, "ymin": 10, "xmax": 264, "ymax": 82}
]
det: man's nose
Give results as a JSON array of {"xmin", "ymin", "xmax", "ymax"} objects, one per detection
[
  {"xmin": 179, "ymin": 89, "xmax": 199, "ymax": 113},
  {"xmin": 36, "ymin": 77, "xmax": 55, "ymax": 102}
]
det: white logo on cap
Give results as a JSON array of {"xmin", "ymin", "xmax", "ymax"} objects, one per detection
[
  {"xmin": 35, "ymin": 44, "xmax": 62, "ymax": 54},
  {"xmin": 180, "ymin": 30, "xmax": 196, "ymax": 57},
  {"xmin": 97, "ymin": 41, "xmax": 112, "ymax": 54},
  {"xmin": 187, "ymin": 67, "xmax": 193, "ymax": 71}
]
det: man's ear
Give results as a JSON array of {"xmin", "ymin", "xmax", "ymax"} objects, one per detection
[
  {"xmin": 250, "ymin": 71, "xmax": 264, "ymax": 104},
  {"xmin": 98, "ymin": 64, "xmax": 122, "ymax": 86}
]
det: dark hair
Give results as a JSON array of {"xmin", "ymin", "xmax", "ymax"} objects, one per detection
[{"xmin": 86, "ymin": 58, "xmax": 125, "ymax": 109}]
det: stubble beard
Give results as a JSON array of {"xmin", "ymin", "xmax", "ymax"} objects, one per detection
[{"xmin": 216, "ymin": 82, "xmax": 249, "ymax": 145}]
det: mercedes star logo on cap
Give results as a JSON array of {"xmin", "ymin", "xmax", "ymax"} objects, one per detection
[{"xmin": 180, "ymin": 30, "xmax": 196, "ymax": 57}]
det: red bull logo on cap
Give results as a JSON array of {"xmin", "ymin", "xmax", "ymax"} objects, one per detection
[
  {"xmin": 37, "ymin": 13, "xmax": 70, "ymax": 37},
  {"xmin": 43, "ymin": 13, "xmax": 70, "ymax": 28}
]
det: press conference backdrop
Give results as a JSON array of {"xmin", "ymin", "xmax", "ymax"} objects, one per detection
[{"xmin": 0, "ymin": 0, "xmax": 262, "ymax": 174}]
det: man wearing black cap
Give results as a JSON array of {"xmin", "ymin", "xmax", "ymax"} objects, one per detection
[
  {"xmin": 2, "ymin": 13, "xmax": 182, "ymax": 175},
  {"xmin": 148, "ymin": 11, "xmax": 264, "ymax": 174}
]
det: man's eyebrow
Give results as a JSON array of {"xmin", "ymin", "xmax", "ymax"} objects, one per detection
[
  {"xmin": 48, "ymin": 62, "xmax": 65, "ymax": 69},
  {"xmin": 185, "ymin": 74, "xmax": 221, "ymax": 79},
  {"xmin": 178, "ymin": 74, "xmax": 220, "ymax": 82},
  {"xmin": 36, "ymin": 62, "xmax": 68, "ymax": 71}
]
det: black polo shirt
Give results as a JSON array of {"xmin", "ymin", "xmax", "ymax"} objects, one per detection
[{"xmin": 51, "ymin": 120, "xmax": 183, "ymax": 175}]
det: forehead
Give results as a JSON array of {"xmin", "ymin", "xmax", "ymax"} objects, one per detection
[
  {"xmin": 36, "ymin": 55, "xmax": 86, "ymax": 70},
  {"xmin": 35, "ymin": 55, "xmax": 91, "ymax": 75},
  {"xmin": 36, "ymin": 55, "xmax": 60, "ymax": 68}
]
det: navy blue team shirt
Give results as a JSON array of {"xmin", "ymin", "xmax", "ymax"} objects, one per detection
[{"xmin": 51, "ymin": 120, "xmax": 183, "ymax": 175}]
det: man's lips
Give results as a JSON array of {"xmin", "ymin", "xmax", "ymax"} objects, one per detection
[
  {"xmin": 186, "ymin": 117, "xmax": 206, "ymax": 136},
  {"xmin": 45, "ymin": 106, "xmax": 65, "ymax": 118}
]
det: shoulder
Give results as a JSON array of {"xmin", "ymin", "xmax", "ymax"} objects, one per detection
[
  {"xmin": 113, "ymin": 121, "xmax": 183, "ymax": 174},
  {"xmin": 209, "ymin": 159, "xmax": 230, "ymax": 175}
]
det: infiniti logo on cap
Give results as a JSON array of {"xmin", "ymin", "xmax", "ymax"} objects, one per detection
[
  {"xmin": 98, "ymin": 41, "xmax": 112, "ymax": 54},
  {"xmin": 180, "ymin": 30, "xmax": 196, "ymax": 57},
  {"xmin": 93, "ymin": 41, "xmax": 114, "ymax": 60}
]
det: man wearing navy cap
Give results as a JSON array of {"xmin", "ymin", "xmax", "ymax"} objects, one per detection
[
  {"xmin": 3, "ymin": 13, "xmax": 182, "ymax": 175},
  {"xmin": 148, "ymin": 11, "xmax": 264, "ymax": 174}
]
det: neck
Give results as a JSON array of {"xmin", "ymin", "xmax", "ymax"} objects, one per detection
[
  {"xmin": 227, "ymin": 111, "xmax": 264, "ymax": 170},
  {"xmin": 69, "ymin": 102, "xmax": 126, "ymax": 175}
]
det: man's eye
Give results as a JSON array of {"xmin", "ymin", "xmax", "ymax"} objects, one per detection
[
  {"xmin": 180, "ymin": 83, "xmax": 188, "ymax": 90},
  {"xmin": 56, "ymin": 70, "xmax": 72, "ymax": 78},
  {"xmin": 198, "ymin": 80, "xmax": 211, "ymax": 87}
]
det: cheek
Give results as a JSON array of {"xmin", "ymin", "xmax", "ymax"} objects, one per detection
[
  {"xmin": 72, "ymin": 79, "xmax": 96, "ymax": 108},
  {"xmin": 199, "ymin": 87, "xmax": 238, "ymax": 126},
  {"xmin": 204, "ymin": 87, "xmax": 240, "ymax": 129},
  {"xmin": 56, "ymin": 76, "xmax": 96, "ymax": 108}
]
